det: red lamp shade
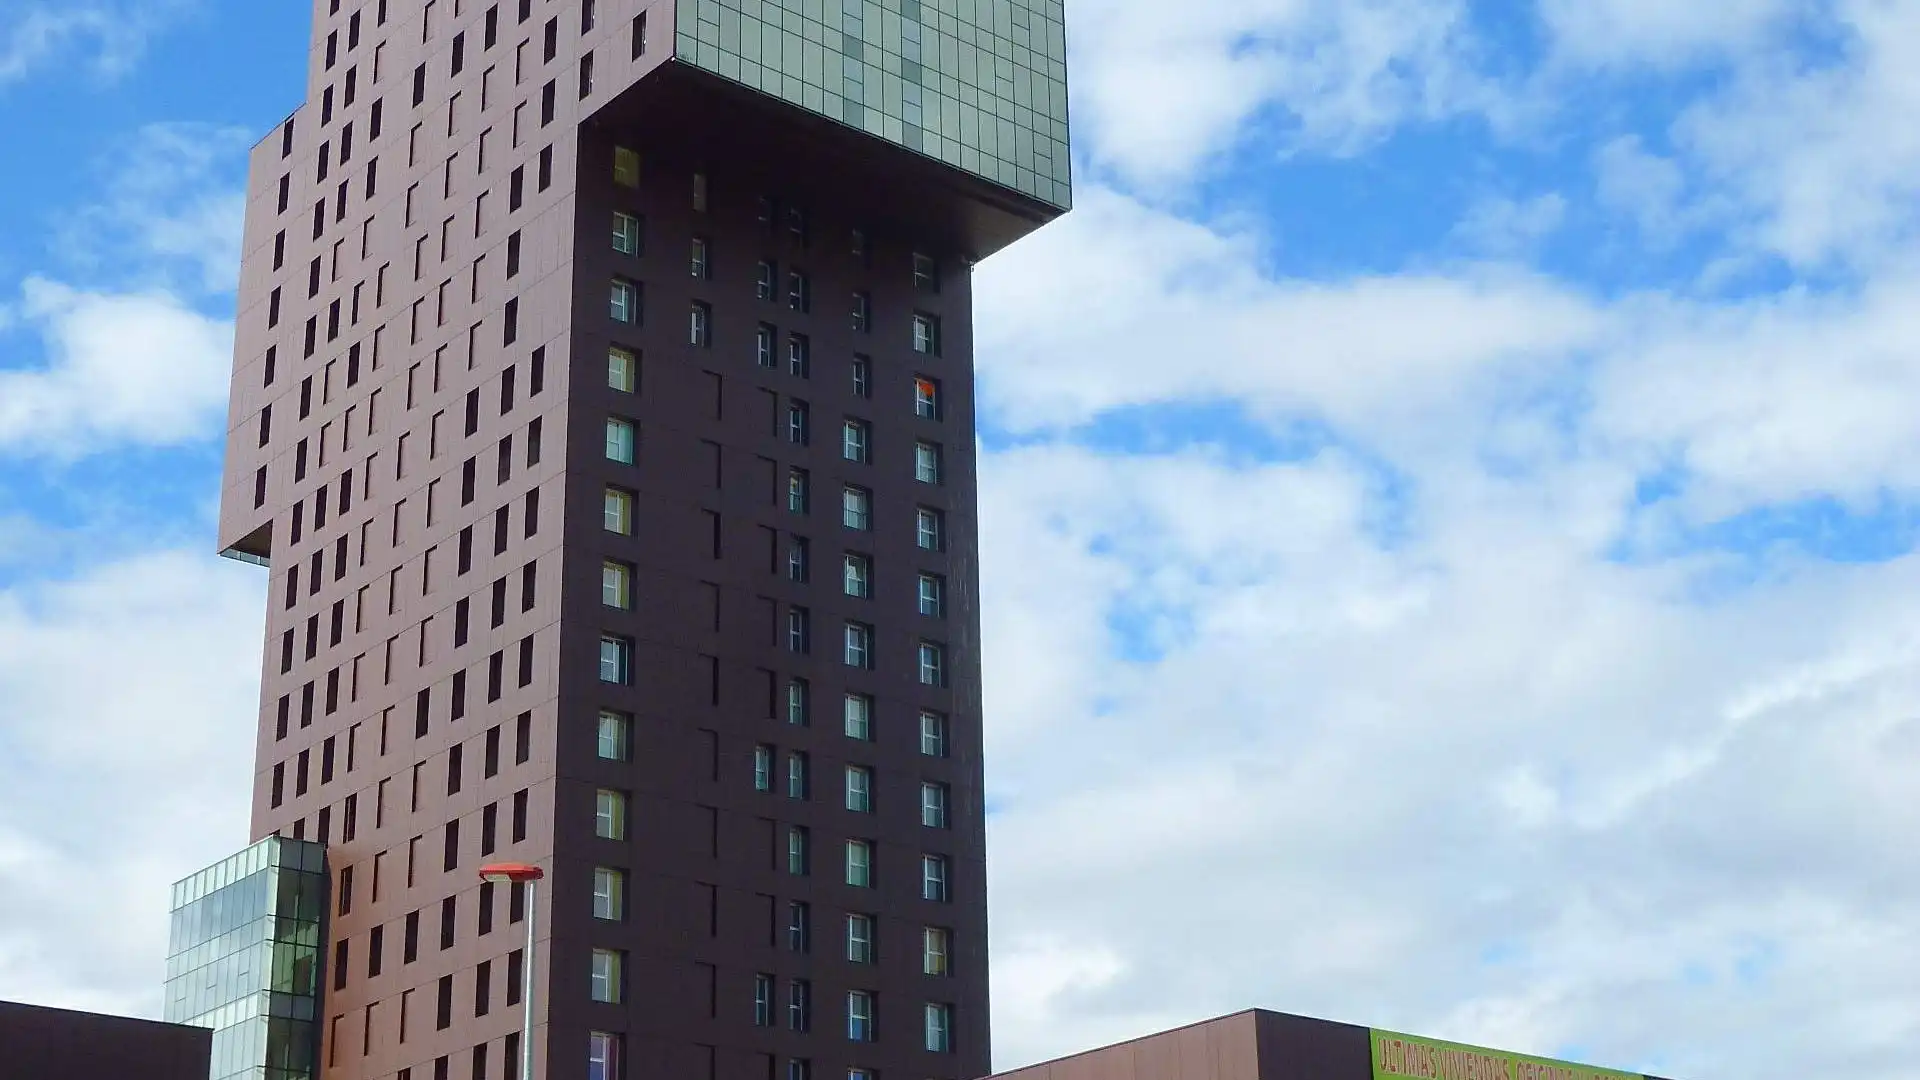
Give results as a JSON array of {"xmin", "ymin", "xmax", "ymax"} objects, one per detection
[{"xmin": 478, "ymin": 862, "xmax": 546, "ymax": 884}]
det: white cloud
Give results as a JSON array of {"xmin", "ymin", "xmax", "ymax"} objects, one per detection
[
  {"xmin": 1453, "ymin": 192, "xmax": 1569, "ymax": 254},
  {"xmin": 0, "ymin": 1, "xmax": 191, "ymax": 87},
  {"xmin": 1536, "ymin": 0, "xmax": 1796, "ymax": 69},
  {"xmin": 1070, "ymin": 0, "xmax": 1496, "ymax": 188},
  {"xmin": 0, "ymin": 550, "xmax": 262, "ymax": 1017},
  {"xmin": 0, "ymin": 278, "xmax": 233, "ymax": 458}
]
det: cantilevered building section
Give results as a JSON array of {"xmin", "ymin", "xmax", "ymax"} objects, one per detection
[{"xmin": 213, "ymin": 0, "xmax": 1069, "ymax": 1078}]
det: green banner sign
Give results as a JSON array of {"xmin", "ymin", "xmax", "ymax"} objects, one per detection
[{"xmin": 1371, "ymin": 1029, "xmax": 1642, "ymax": 1080}]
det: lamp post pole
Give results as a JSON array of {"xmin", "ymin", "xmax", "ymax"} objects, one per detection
[{"xmin": 480, "ymin": 862, "xmax": 546, "ymax": 1080}]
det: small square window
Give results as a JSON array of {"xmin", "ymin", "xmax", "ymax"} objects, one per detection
[
  {"xmin": 843, "ymin": 486, "xmax": 871, "ymax": 531},
  {"xmin": 925, "ymin": 1003, "xmax": 952, "ymax": 1053},
  {"xmin": 844, "ymin": 623, "xmax": 873, "ymax": 669},
  {"xmin": 922, "ymin": 927, "xmax": 950, "ymax": 975},
  {"xmin": 921, "ymin": 855, "xmax": 949, "ymax": 902},
  {"xmin": 608, "ymin": 346, "xmax": 637, "ymax": 391},
  {"xmin": 915, "ymin": 508, "xmax": 943, "ymax": 551},
  {"xmin": 845, "ymin": 766, "xmax": 872, "ymax": 813},
  {"xmin": 593, "ymin": 867, "xmax": 626, "ymax": 920},
  {"xmin": 606, "ymin": 417, "xmax": 636, "ymax": 463},
  {"xmin": 604, "ymin": 487, "xmax": 634, "ymax": 534},
  {"xmin": 912, "ymin": 313, "xmax": 939, "ymax": 355},
  {"xmin": 843, "ymin": 420, "xmax": 870, "ymax": 464},
  {"xmin": 788, "ymin": 468, "xmax": 810, "ymax": 513},
  {"xmin": 844, "ymin": 554, "xmax": 871, "ymax": 598},
  {"xmin": 612, "ymin": 211, "xmax": 641, "ymax": 254},
  {"xmin": 598, "ymin": 710, "xmax": 633, "ymax": 760},
  {"xmin": 599, "ymin": 635, "xmax": 632, "ymax": 684},
  {"xmin": 845, "ymin": 839, "xmax": 872, "ymax": 887},
  {"xmin": 844, "ymin": 693, "xmax": 872, "ymax": 741},
  {"xmin": 846, "ymin": 913, "xmax": 874, "ymax": 964},
  {"xmin": 921, "ymin": 782, "xmax": 948, "ymax": 829},
  {"xmin": 594, "ymin": 789, "xmax": 628, "ymax": 839},
  {"xmin": 917, "ymin": 641, "xmax": 945, "ymax": 687},
  {"xmin": 602, "ymin": 560, "xmax": 632, "ymax": 608},
  {"xmin": 590, "ymin": 947, "xmax": 624, "ymax": 1002},
  {"xmin": 610, "ymin": 279, "xmax": 639, "ymax": 323},
  {"xmin": 690, "ymin": 301, "xmax": 712, "ymax": 346},
  {"xmin": 914, "ymin": 442, "xmax": 942, "ymax": 484},
  {"xmin": 919, "ymin": 711, "xmax": 947, "ymax": 758},
  {"xmin": 613, "ymin": 146, "xmax": 640, "ymax": 187}
]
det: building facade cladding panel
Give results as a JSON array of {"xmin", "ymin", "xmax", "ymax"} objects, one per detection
[
  {"xmin": 673, "ymin": 0, "xmax": 1072, "ymax": 209},
  {"xmin": 216, "ymin": 0, "xmax": 1049, "ymax": 1078},
  {"xmin": 0, "ymin": 1001, "xmax": 213, "ymax": 1080}
]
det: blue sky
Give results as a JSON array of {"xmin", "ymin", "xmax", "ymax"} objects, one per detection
[{"xmin": 9, "ymin": 2, "xmax": 1920, "ymax": 1078}]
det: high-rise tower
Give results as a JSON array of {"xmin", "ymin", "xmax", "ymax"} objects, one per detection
[{"xmin": 213, "ymin": 1, "xmax": 1069, "ymax": 1078}]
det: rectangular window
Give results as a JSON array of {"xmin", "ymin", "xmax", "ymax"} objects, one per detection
[
  {"xmin": 612, "ymin": 211, "xmax": 641, "ymax": 254},
  {"xmin": 842, "ymin": 420, "xmax": 869, "ymax": 463},
  {"xmin": 690, "ymin": 301, "xmax": 711, "ymax": 346},
  {"xmin": 787, "ymin": 334, "xmax": 810, "ymax": 377},
  {"xmin": 846, "ymin": 914, "xmax": 874, "ymax": 964},
  {"xmin": 608, "ymin": 346, "xmax": 637, "ymax": 391},
  {"xmin": 917, "ymin": 573, "xmax": 944, "ymax": 617},
  {"xmin": 787, "ymin": 826, "xmax": 810, "ymax": 875},
  {"xmin": 913, "ymin": 253, "xmax": 939, "ymax": 292},
  {"xmin": 690, "ymin": 236, "xmax": 709, "ymax": 278},
  {"xmin": 755, "ymin": 323, "xmax": 776, "ymax": 367},
  {"xmin": 917, "ymin": 641, "xmax": 945, "ymax": 687},
  {"xmin": 845, "ymin": 766, "xmax": 872, "ymax": 813},
  {"xmin": 602, "ymin": 560, "xmax": 632, "ymax": 608},
  {"xmin": 915, "ymin": 508, "xmax": 943, "ymax": 551},
  {"xmin": 755, "ymin": 974, "xmax": 774, "ymax": 1026},
  {"xmin": 914, "ymin": 442, "xmax": 942, "ymax": 484},
  {"xmin": 847, "ymin": 991, "xmax": 875, "ymax": 1043},
  {"xmin": 925, "ymin": 1003, "xmax": 952, "ymax": 1052},
  {"xmin": 921, "ymin": 855, "xmax": 949, "ymax": 902},
  {"xmin": 788, "ymin": 536, "xmax": 810, "ymax": 583},
  {"xmin": 598, "ymin": 710, "xmax": 632, "ymax": 760},
  {"xmin": 912, "ymin": 313, "xmax": 939, "ymax": 355},
  {"xmin": 590, "ymin": 948, "xmax": 624, "ymax": 1003},
  {"xmin": 610, "ymin": 279, "xmax": 638, "ymax": 322},
  {"xmin": 851, "ymin": 292, "xmax": 870, "ymax": 333},
  {"xmin": 844, "ymin": 694, "xmax": 872, "ymax": 741},
  {"xmin": 754, "ymin": 744, "xmax": 774, "ymax": 792},
  {"xmin": 788, "ymin": 980, "xmax": 811, "ymax": 1033},
  {"xmin": 786, "ymin": 751, "xmax": 810, "ymax": 800},
  {"xmin": 787, "ymin": 606, "xmax": 811, "ymax": 654},
  {"xmin": 787, "ymin": 678, "xmax": 810, "ymax": 726},
  {"xmin": 843, "ymin": 487, "xmax": 871, "ymax": 531},
  {"xmin": 923, "ymin": 927, "xmax": 950, "ymax": 975},
  {"xmin": 788, "ymin": 400, "xmax": 811, "ymax": 445},
  {"xmin": 845, "ymin": 839, "xmax": 872, "ymax": 888},
  {"xmin": 851, "ymin": 356, "xmax": 871, "ymax": 398},
  {"xmin": 915, "ymin": 376, "xmax": 941, "ymax": 419},
  {"xmin": 604, "ymin": 487, "xmax": 634, "ymax": 534},
  {"xmin": 844, "ymin": 554, "xmax": 871, "ymax": 598},
  {"xmin": 589, "ymin": 1032, "xmax": 623, "ymax": 1080},
  {"xmin": 755, "ymin": 259, "xmax": 776, "ymax": 300},
  {"xmin": 919, "ymin": 711, "xmax": 947, "ymax": 757},
  {"xmin": 593, "ymin": 867, "xmax": 626, "ymax": 920},
  {"xmin": 595, "ymin": 789, "xmax": 628, "ymax": 839},
  {"xmin": 606, "ymin": 418, "xmax": 636, "ymax": 463},
  {"xmin": 612, "ymin": 146, "xmax": 640, "ymax": 187},
  {"xmin": 921, "ymin": 782, "xmax": 948, "ymax": 828},
  {"xmin": 599, "ymin": 634, "xmax": 632, "ymax": 684},
  {"xmin": 788, "ymin": 468, "xmax": 810, "ymax": 513},
  {"xmin": 843, "ymin": 623, "xmax": 872, "ymax": 669},
  {"xmin": 788, "ymin": 900, "xmax": 811, "ymax": 953}
]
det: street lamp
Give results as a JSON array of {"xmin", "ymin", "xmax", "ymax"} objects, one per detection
[{"xmin": 480, "ymin": 862, "xmax": 545, "ymax": 1080}]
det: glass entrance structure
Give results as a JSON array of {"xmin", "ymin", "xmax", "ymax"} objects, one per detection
[{"xmin": 164, "ymin": 836, "xmax": 328, "ymax": 1080}]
